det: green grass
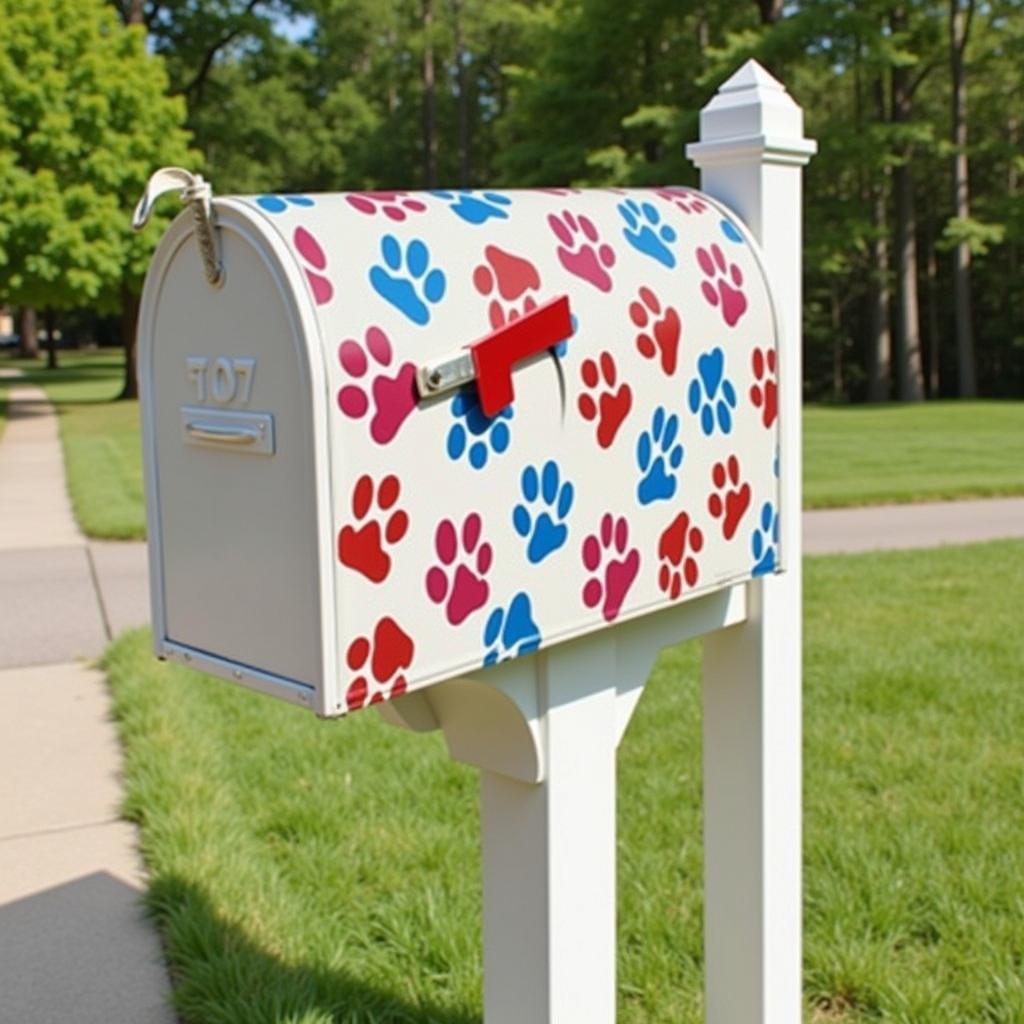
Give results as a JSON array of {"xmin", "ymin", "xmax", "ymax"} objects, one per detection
[
  {"xmin": 0, "ymin": 350, "xmax": 144, "ymax": 538},
  {"xmin": 104, "ymin": 541, "xmax": 1024, "ymax": 1023},
  {"xmin": 804, "ymin": 401, "xmax": 1024, "ymax": 508},
  {"xmin": 2, "ymin": 351, "xmax": 1023, "ymax": 539}
]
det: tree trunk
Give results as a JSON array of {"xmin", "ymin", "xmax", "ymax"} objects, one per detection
[
  {"xmin": 950, "ymin": 0, "xmax": 977, "ymax": 396},
  {"xmin": 44, "ymin": 310, "xmax": 58, "ymax": 371},
  {"xmin": 867, "ymin": 78, "xmax": 892, "ymax": 402},
  {"xmin": 755, "ymin": 0, "xmax": 783, "ymax": 25},
  {"xmin": 891, "ymin": 8, "xmax": 925, "ymax": 401},
  {"xmin": 831, "ymin": 285, "xmax": 844, "ymax": 401},
  {"xmin": 453, "ymin": 0, "xmax": 471, "ymax": 187},
  {"xmin": 124, "ymin": 0, "xmax": 145, "ymax": 25},
  {"xmin": 119, "ymin": 283, "xmax": 141, "ymax": 400},
  {"xmin": 925, "ymin": 218, "xmax": 942, "ymax": 397},
  {"xmin": 422, "ymin": 0, "xmax": 438, "ymax": 189},
  {"xmin": 19, "ymin": 307, "xmax": 39, "ymax": 359}
]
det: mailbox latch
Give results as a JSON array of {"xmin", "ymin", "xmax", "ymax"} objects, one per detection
[{"xmin": 416, "ymin": 295, "xmax": 573, "ymax": 416}]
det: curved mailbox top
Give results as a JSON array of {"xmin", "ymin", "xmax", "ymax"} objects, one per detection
[{"xmin": 140, "ymin": 186, "xmax": 783, "ymax": 716}]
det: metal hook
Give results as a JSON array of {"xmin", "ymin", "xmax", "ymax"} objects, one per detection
[{"xmin": 133, "ymin": 167, "xmax": 223, "ymax": 288}]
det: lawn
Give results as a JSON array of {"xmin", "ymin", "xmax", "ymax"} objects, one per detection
[
  {"xmin": 2, "ymin": 350, "xmax": 1023, "ymax": 539},
  {"xmin": 0, "ymin": 350, "xmax": 143, "ymax": 538},
  {"xmin": 105, "ymin": 540, "xmax": 1024, "ymax": 1023}
]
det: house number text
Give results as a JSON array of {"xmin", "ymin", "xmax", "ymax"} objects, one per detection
[{"xmin": 186, "ymin": 356, "xmax": 256, "ymax": 405}]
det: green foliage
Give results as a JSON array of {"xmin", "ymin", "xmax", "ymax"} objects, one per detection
[
  {"xmin": 0, "ymin": 0, "xmax": 193, "ymax": 310},
  {"xmin": 103, "ymin": 540, "xmax": 1024, "ymax": 1020}
]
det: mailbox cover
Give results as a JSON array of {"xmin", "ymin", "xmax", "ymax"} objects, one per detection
[{"xmin": 139, "ymin": 187, "xmax": 782, "ymax": 718}]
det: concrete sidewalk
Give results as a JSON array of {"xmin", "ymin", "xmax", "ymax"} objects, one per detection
[{"xmin": 0, "ymin": 385, "xmax": 173, "ymax": 1023}]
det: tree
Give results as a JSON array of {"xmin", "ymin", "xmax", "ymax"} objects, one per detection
[{"xmin": 0, "ymin": 0, "xmax": 193, "ymax": 379}]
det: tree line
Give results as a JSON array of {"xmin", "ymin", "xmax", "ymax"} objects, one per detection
[{"xmin": 2, "ymin": 0, "xmax": 1022, "ymax": 401}]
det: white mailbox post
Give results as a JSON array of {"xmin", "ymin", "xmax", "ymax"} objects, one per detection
[{"xmin": 135, "ymin": 61, "xmax": 813, "ymax": 1024}]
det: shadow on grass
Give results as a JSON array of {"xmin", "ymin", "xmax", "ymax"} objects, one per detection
[{"xmin": 148, "ymin": 874, "xmax": 481, "ymax": 1024}]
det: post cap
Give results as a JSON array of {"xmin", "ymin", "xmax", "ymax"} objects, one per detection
[{"xmin": 686, "ymin": 60, "xmax": 817, "ymax": 167}]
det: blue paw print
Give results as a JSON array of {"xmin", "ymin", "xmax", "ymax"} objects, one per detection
[
  {"xmin": 431, "ymin": 190, "xmax": 512, "ymax": 225},
  {"xmin": 513, "ymin": 461, "xmax": 574, "ymax": 564},
  {"xmin": 720, "ymin": 218, "xmax": 744, "ymax": 243},
  {"xmin": 369, "ymin": 235, "xmax": 446, "ymax": 326},
  {"xmin": 636, "ymin": 406, "xmax": 684, "ymax": 505},
  {"xmin": 483, "ymin": 592, "xmax": 542, "ymax": 666},
  {"xmin": 751, "ymin": 501, "xmax": 779, "ymax": 576},
  {"xmin": 255, "ymin": 194, "xmax": 314, "ymax": 213},
  {"xmin": 447, "ymin": 390, "xmax": 513, "ymax": 469},
  {"xmin": 618, "ymin": 198, "xmax": 677, "ymax": 269},
  {"xmin": 688, "ymin": 347, "xmax": 737, "ymax": 436}
]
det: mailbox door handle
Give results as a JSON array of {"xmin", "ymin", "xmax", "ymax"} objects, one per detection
[
  {"xmin": 180, "ymin": 408, "xmax": 275, "ymax": 454},
  {"xmin": 185, "ymin": 422, "xmax": 261, "ymax": 445}
]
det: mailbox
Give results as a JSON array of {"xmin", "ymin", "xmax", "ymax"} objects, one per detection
[{"xmin": 138, "ymin": 184, "xmax": 782, "ymax": 718}]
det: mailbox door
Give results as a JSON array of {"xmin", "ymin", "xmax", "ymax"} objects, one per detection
[{"xmin": 140, "ymin": 211, "xmax": 334, "ymax": 710}]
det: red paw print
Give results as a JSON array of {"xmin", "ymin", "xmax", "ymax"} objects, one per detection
[
  {"xmin": 345, "ymin": 617, "xmax": 415, "ymax": 712},
  {"xmin": 548, "ymin": 210, "xmax": 616, "ymax": 292},
  {"xmin": 655, "ymin": 187, "xmax": 709, "ymax": 216},
  {"xmin": 426, "ymin": 513, "xmax": 492, "ymax": 626},
  {"xmin": 345, "ymin": 191, "xmax": 427, "ymax": 221},
  {"xmin": 338, "ymin": 474, "xmax": 409, "ymax": 583},
  {"xmin": 293, "ymin": 227, "xmax": 333, "ymax": 305},
  {"xmin": 696, "ymin": 243, "xmax": 747, "ymax": 327},
  {"xmin": 707, "ymin": 456, "xmax": 751, "ymax": 541},
  {"xmin": 658, "ymin": 512, "xmax": 703, "ymax": 599},
  {"xmin": 337, "ymin": 327, "xmax": 417, "ymax": 445},
  {"xmin": 750, "ymin": 347, "xmax": 778, "ymax": 428},
  {"xmin": 578, "ymin": 353, "xmax": 632, "ymax": 449},
  {"xmin": 629, "ymin": 287, "xmax": 682, "ymax": 376},
  {"xmin": 473, "ymin": 245, "xmax": 542, "ymax": 329},
  {"xmin": 582, "ymin": 514, "xmax": 640, "ymax": 623}
]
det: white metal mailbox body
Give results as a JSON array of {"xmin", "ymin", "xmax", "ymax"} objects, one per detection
[{"xmin": 139, "ymin": 186, "xmax": 783, "ymax": 718}]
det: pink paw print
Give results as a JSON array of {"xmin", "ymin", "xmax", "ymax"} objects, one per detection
[
  {"xmin": 581, "ymin": 514, "xmax": 640, "ymax": 623},
  {"xmin": 473, "ymin": 245, "xmax": 542, "ymax": 330},
  {"xmin": 548, "ymin": 210, "xmax": 616, "ymax": 293},
  {"xmin": 696, "ymin": 243, "xmax": 747, "ymax": 327},
  {"xmin": 337, "ymin": 327, "xmax": 417, "ymax": 445},
  {"xmin": 426, "ymin": 513, "xmax": 492, "ymax": 626},
  {"xmin": 345, "ymin": 191, "xmax": 427, "ymax": 221},
  {"xmin": 656, "ymin": 187, "xmax": 709, "ymax": 216},
  {"xmin": 293, "ymin": 227, "xmax": 333, "ymax": 305}
]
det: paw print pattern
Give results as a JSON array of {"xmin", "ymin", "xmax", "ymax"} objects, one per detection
[
  {"xmin": 751, "ymin": 502, "xmax": 779, "ymax": 577},
  {"xmin": 696, "ymin": 243, "xmax": 747, "ymax": 327},
  {"xmin": 369, "ymin": 235, "xmax": 446, "ymax": 325},
  {"xmin": 688, "ymin": 347, "xmax": 737, "ymax": 436},
  {"xmin": 346, "ymin": 191, "xmax": 427, "ymax": 221},
  {"xmin": 513, "ymin": 461, "xmax": 574, "ymax": 564},
  {"xmin": 447, "ymin": 391, "xmax": 513, "ymax": 469},
  {"xmin": 256, "ymin": 194, "xmax": 314, "ymax": 214},
  {"xmin": 750, "ymin": 347, "xmax": 778, "ymax": 428},
  {"xmin": 629, "ymin": 287, "xmax": 681, "ymax": 376},
  {"xmin": 636, "ymin": 407, "xmax": 684, "ymax": 506},
  {"xmin": 548, "ymin": 210, "xmax": 616, "ymax": 292},
  {"xmin": 473, "ymin": 245, "xmax": 541, "ymax": 329},
  {"xmin": 426, "ymin": 513, "xmax": 492, "ymax": 625},
  {"xmin": 658, "ymin": 512, "xmax": 704, "ymax": 599},
  {"xmin": 293, "ymin": 227, "xmax": 333, "ymax": 305},
  {"xmin": 338, "ymin": 474, "xmax": 408, "ymax": 583},
  {"xmin": 431, "ymin": 190, "xmax": 512, "ymax": 225},
  {"xmin": 655, "ymin": 188, "xmax": 708, "ymax": 216},
  {"xmin": 337, "ymin": 327, "xmax": 417, "ymax": 445},
  {"xmin": 577, "ymin": 353, "xmax": 632, "ymax": 449},
  {"xmin": 720, "ymin": 219, "xmax": 744, "ymax": 243},
  {"xmin": 345, "ymin": 617, "xmax": 414, "ymax": 711},
  {"xmin": 707, "ymin": 456, "xmax": 751, "ymax": 540},
  {"xmin": 581, "ymin": 514, "xmax": 640, "ymax": 623},
  {"xmin": 483, "ymin": 592, "xmax": 542, "ymax": 666},
  {"xmin": 618, "ymin": 198, "xmax": 677, "ymax": 269}
]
